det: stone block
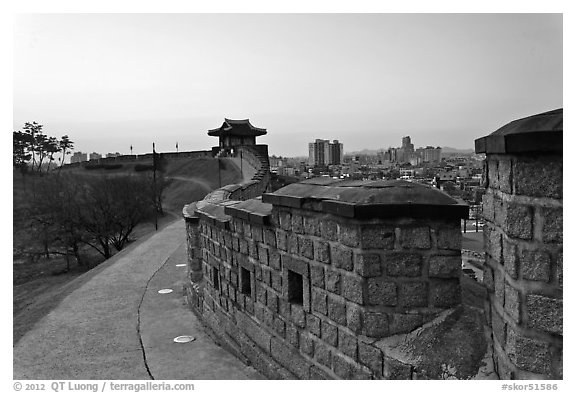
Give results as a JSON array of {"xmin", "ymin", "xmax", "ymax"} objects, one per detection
[
  {"xmin": 310, "ymin": 264, "xmax": 325, "ymax": 288},
  {"xmin": 428, "ymin": 255, "xmax": 461, "ymax": 278},
  {"xmin": 367, "ymin": 277, "xmax": 397, "ymax": 306},
  {"xmin": 526, "ymin": 295, "xmax": 562, "ymax": 335},
  {"xmin": 264, "ymin": 228, "xmax": 277, "ymax": 247},
  {"xmin": 269, "ymin": 249, "xmax": 281, "ymax": 270},
  {"xmin": 309, "ymin": 366, "xmax": 330, "ymax": 380},
  {"xmin": 398, "ymin": 282, "xmax": 428, "ymax": 308},
  {"xmin": 361, "ymin": 225, "xmax": 395, "ymax": 249},
  {"xmin": 482, "ymin": 193, "xmax": 496, "ymax": 222},
  {"xmin": 331, "ymin": 244, "xmax": 354, "ymax": 271},
  {"xmin": 276, "ymin": 230, "xmax": 287, "ymax": 251},
  {"xmin": 314, "ymin": 341, "xmax": 332, "ymax": 368},
  {"xmin": 306, "ymin": 313, "xmax": 321, "ymax": 336},
  {"xmin": 541, "ymin": 207, "xmax": 562, "ymax": 244},
  {"xmin": 273, "ymin": 317, "xmax": 286, "ymax": 338},
  {"xmin": 494, "ymin": 268, "xmax": 505, "ymax": 308},
  {"xmin": 502, "ymin": 239, "xmax": 518, "ymax": 279},
  {"xmin": 314, "ymin": 240, "xmax": 331, "ymax": 264},
  {"xmin": 342, "ymin": 274, "xmax": 365, "ymax": 305},
  {"xmin": 358, "ymin": 341, "xmax": 383, "ymax": 377},
  {"xmin": 287, "ymin": 233, "xmax": 299, "ymax": 255},
  {"xmin": 279, "ymin": 299, "xmax": 291, "ymax": 319},
  {"xmin": 292, "ymin": 213, "xmax": 304, "ymax": 234},
  {"xmin": 436, "ymin": 226, "xmax": 462, "ymax": 250},
  {"xmin": 304, "ymin": 216, "xmax": 321, "ymax": 236},
  {"xmin": 282, "ymin": 254, "xmax": 308, "ymax": 276},
  {"xmin": 492, "ymin": 309, "xmax": 507, "ymax": 347},
  {"xmin": 239, "ymin": 239, "xmax": 249, "ymax": 254},
  {"xmin": 504, "ymin": 284, "xmax": 521, "ymax": 324},
  {"xmin": 299, "ymin": 236, "xmax": 314, "ymax": 260},
  {"xmin": 279, "ymin": 210, "xmax": 292, "ymax": 231},
  {"xmin": 389, "ymin": 313, "xmax": 424, "ymax": 335},
  {"xmin": 431, "ymin": 279, "xmax": 461, "ymax": 308},
  {"xmin": 320, "ymin": 220, "xmax": 338, "ymax": 241},
  {"xmin": 267, "ymin": 290, "xmax": 279, "ymax": 312},
  {"xmin": 325, "ymin": 270, "xmax": 341, "ymax": 295},
  {"xmin": 400, "ymin": 227, "xmax": 431, "ymax": 249},
  {"xmin": 354, "ymin": 253, "xmax": 382, "ymax": 277},
  {"xmin": 271, "ymin": 338, "xmax": 310, "ymax": 379},
  {"xmin": 485, "ymin": 225, "xmax": 503, "ymax": 263},
  {"xmin": 346, "ymin": 304, "xmax": 363, "ymax": 334},
  {"xmin": 332, "ymin": 354, "xmax": 371, "ymax": 380},
  {"xmin": 362, "ymin": 311, "xmax": 389, "ymax": 337},
  {"xmin": 498, "ymin": 158, "xmax": 513, "ymax": 193},
  {"xmin": 386, "ymin": 252, "xmax": 423, "ymax": 277},
  {"xmin": 338, "ymin": 223, "xmax": 361, "ymax": 247},
  {"xmin": 312, "ymin": 289, "xmax": 328, "ymax": 315},
  {"xmin": 252, "ymin": 225, "xmax": 263, "ymax": 242},
  {"xmin": 271, "ymin": 271, "xmax": 283, "ymax": 292},
  {"xmin": 327, "ymin": 295, "xmax": 347, "ymax": 325},
  {"xmin": 338, "ymin": 329, "xmax": 358, "ymax": 359},
  {"xmin": 286, "ymin": 323, "xmax": 299, "ymax": 347},
  {"xmin": 256, "ymin": 283, "xmax": 267, "ymax": 304},
  {"xmin": 503, "ymin": 201, "xmax": 533, "ymax": 240},
  {"xmin": 488, "ymin": 158, "xmax": 499, "ymax": 189},
  {"xmin": 520, "ymin": 249, "xmax": 551, "ymax": 282},
  {"xmin": 291, "ymin": 305, "xmax": 306, "ymax": 328},
  {"xmin": 321, "ymin": 321, "xmax": 338, "ymax": 347},
  {"xmin": 506, "ymin": 329, "xmax": 551, "ymax": 375},
  {"xmin": 258, "ymin": 245, "xmax": 269, "ymax": 266},
  {"xmin": 557, "ymin": 251, "xmax": 563, "ymax": 288},
  {"xmin": 237, "ymin": 312, "xmax": 271, "ymax": 352},
  {"xmin": 513, "ymin": 156, "xmax": 562, "ymax": 199},
  {"xmin": 384, "ymin": 357, "xmax": 412, "ymax": 380},
  {"xmin": 300, "ymin": 333, "xmax": 315, "ymax": 356},
  {"xmin": 262, "ymin": 268, "xmax": 271, "ymax": 286}
]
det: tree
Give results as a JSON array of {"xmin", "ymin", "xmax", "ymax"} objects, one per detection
[
  {"xmin": 22, "ymin": 122, "xmax": 43, "ymax": 171},
  {"xmin": 44, "ymin": 136, "xmax": 61, "ymax": 172},
  {"xmin": 79, "ymin": 175, "xmax": 155, "ymax": 258},
  {"xmin": 59, "ymin": 135, "xmax": 74, "ymax": 168},
  {"xmin": 13, "ymin": 131, "xmax": 32, "ymax": 172}
]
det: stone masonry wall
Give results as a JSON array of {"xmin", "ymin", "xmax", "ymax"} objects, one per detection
[
  {"xmin": 482, "ymin": 153, "xmax": 562, "ymax": 379},
  {"xmin": 183, "ymin": 174, "xmax": 476, "ymax": 379}
]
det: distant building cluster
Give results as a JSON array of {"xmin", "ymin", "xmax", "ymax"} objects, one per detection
[
  {"xmin": 70, "ymin": 151, "xmax": 120, "ymax": 163},
  {"xmin": 379, "ymin": 136, "xmax": 442, "ymax": 165},
  {"xmin": 308, "ymin": 139, "xmax": 343, "ymax": 166}
]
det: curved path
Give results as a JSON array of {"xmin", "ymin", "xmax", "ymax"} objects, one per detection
[{"xmin": 13, "ymin": 219, "xmax": 262, "ymax": 380}]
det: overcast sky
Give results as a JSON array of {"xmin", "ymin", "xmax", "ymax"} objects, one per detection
[{"xmin": 13, "ymin": 13, "xmax": 562, "ymax": 157}]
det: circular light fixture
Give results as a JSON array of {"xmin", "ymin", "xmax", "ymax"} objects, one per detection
[
  {"xmin": 173, "ymin": 335, "xmax": 195, "ymax": 343},
  {"xmin": 158, "ymin": 289, "xmax": 173, "ymax": 294},
  {"xmin": 175, "ymin": 264, "xmax": 186, "ymax": 267}
]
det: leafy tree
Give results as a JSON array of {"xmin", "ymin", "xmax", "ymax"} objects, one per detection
[
  {"xmin": 22, "ymin": 122, "xmax": 43, "ymax": 171},
  {"xmin": 59, "ymin": 135, "xmax": 74, "ymax": 167},
  {"xmin": 44, "ymin": 136, "xmax": 61, "ymax": 172},
  {"xmin": 13, "ymin": 131, "xmax": 32, "ymax": 171}
]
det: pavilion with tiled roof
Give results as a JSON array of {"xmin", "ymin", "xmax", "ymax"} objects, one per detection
[{"xmin": 208, "ymin": 118, "xmax": 267, "ymax": 150}]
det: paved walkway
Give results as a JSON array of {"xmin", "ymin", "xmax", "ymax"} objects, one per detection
[{"xmin": 13, "ymin": 219, "xmax": 262, "ymax": 380}]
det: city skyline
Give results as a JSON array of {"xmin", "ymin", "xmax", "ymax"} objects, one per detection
[{"xmin": 13, "ymin": 14, "xmax": 562, "ymax": 157}]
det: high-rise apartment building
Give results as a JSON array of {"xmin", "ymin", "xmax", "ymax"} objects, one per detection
[
  {"xmin": 308, "ymin": 139, "xmax": 343, "ymax": 166},
  {"xmin": 70, "ymin": 151, "xmax": 87, "ymax": 163},
  {"xmin": 89, "ymin": 152, "xmax": 102, "ymax": 161}
]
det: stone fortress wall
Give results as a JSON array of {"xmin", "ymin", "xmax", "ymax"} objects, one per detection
[{"xmin": 181, "ymin": 109, "xmax": 562, "ymax": 380}]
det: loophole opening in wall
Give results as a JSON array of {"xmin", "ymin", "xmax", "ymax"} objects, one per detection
[
  {"xmin": 240, "ymin": 266, "xmax": 252, "ymax": 296},
  {"xmin": 287, "ymin": 269, "xmax": 303, "ymax": 305},
  {"xmin": 212, "ymin": 266, "xmax": 220, "ymax": 291}
]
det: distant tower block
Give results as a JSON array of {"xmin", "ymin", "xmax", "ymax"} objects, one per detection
[{"xmin": 208, "ymin": 118, "xmax": 267, "ymax": 155}]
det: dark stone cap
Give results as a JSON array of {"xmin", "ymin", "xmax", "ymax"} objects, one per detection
[
  {"xmin": 262, "ymin": 179, "xmax": 469, "ymax": 219},
  {"xmin": 475, "ymin": 108, "xmax": 562, "ymax": 154},
  {"xmin": 224, "ymin": 197, "xmax": 273, "ymax": 225}
]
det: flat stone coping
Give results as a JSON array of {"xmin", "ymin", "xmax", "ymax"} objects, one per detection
[
  {"xmin": 262, "ymin": 179, "xmax": 469, "ymax": 219},
  {"xmin": 475, "ymin": 108, "xmax": 562, "ymax": 154}
]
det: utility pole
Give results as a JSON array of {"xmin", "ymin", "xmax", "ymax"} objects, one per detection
[{"xmin": 153, "ymin": 142, "xmax": 158, "ymax": 231}]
